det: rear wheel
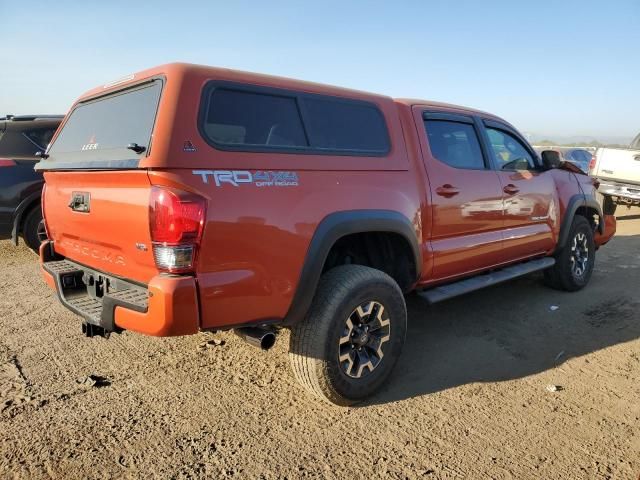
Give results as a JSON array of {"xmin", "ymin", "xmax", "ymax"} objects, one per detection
[
  {"xmin": 544, "ymin": 215, "xmax": 595, "ymax": 291},
  {"xmin": 289, "ymin": 265, "xmax": 407, "ymax": 406},
  {"xmin": 22, "ymin": 206, "xmax": 44, "ymax": 253}
]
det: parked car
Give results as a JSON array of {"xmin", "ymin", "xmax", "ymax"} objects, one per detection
[
  {"xmin": 562, "ymin": 148, "xmax": 595, "ymax": 174},
  {"xmin": 591, "ymin": 139, "xmax": 640, "ymax": 209},
  {"xmin": 36, "ymin": 63, "xmax": 616, "ymax": 405},
  {"xmin": 0, "ymin": 115, "xmax": 63, "ymax": 251},
  {"xmin": 531, "ymin": 147, "xmax": 594, "ymax": 174}
]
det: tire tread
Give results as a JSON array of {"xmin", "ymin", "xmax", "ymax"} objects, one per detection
[
  {"xmin": 289, "ymin": 265, "xmax": 405, "ymax": 405},
  {"xmin": 544, "ymin": 215, "xmax": 594, "ymax": 292}
]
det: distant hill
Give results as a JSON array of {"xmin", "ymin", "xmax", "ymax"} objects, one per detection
[{"xmin": 525, "ymin": 134, "xmax": 633, "ymax": 148}]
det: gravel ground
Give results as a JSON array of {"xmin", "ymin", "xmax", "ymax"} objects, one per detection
[{"xmin": 0, "ymin": 208, "xmax": 639, "ymax": 479}]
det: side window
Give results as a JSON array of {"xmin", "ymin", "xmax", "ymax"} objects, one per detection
[
  {"xmin": 200, "ymin": 85, "xmax": 391, "ymax": 155},
  {"xmin": 301, "ymin": 97, "xmax": 389, "ymax": 152},
  {"xmin": 486, "ymin": 128, "xmax": 536, "ymax": 170},
  {"xmin": 424, "ymin": 120, "xmax": 485, "ymax": 169},
  {"xmin": 203, "ymin": 89, "xmax": 308, "ymax": 148}
]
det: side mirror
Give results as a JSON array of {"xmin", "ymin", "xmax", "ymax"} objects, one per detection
[{"xmin": 541, "ymin": 150, "xmax": 562, "ymax": 169}]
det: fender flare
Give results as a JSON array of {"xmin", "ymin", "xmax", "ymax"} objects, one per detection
[
  {"xmin": 282, "ymin": 210, "xmax": 421, "ymax": 326},
  {"xmin": 556, "ymin": 194, "xmax": 604, "ymax": 252},
  {"xmin": 11, "ymin": 191, "xmax": 42, "ymax": 246}
]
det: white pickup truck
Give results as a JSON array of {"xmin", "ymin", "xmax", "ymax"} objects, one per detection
[{"xmin": 592, "ymin": 134, "xmax": 640, "ymax": 208}]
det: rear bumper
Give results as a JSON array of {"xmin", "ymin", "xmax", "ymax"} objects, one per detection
[
  {"xmin": 40, "ymin": 241, "xmax": 199, "ymax": 336},
  {"xmin": 598, "ymin": 180, "xmax": 640, "ymax": 204}
]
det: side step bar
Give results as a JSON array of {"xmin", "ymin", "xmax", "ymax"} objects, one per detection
[{"xmin": 417, "ymin": 257, "xmax": 555, "ymax": 304}]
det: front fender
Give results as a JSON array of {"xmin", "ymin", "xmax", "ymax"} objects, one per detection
[{"xmin": 556, "ymin": 194, "xmax": 604, "ymax": 252}]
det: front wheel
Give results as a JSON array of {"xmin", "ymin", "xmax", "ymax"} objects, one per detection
[
  {"xmin": 289, "ymin": 265, "xmax": 407, "ymax": 406},
  {"xmin": 544, "ymin": 215, "xmax": 595, "ymax": 291}
]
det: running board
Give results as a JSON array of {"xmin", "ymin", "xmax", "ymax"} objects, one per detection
[{"xmin": 417, "ymin": 257, "xmax": 555, "ymax": 304}]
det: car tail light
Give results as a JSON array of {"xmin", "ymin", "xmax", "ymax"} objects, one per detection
[
  {"xmin": 589, "ymin": 154, "xmax": 596, "ymax": 172},
  {"xmin": 0, "ymin": 158, "xmax": 16, "ymax": 167},
  {"xmin": 149, "ymin": 186, "xmax": 206, "ymax": 273}
]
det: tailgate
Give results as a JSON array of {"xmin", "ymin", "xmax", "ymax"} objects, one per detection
[
  {"xmin": 595, "ymin": 148, "xmax": 640, "ymax": 185},
  {"xmin": 43, "ymin": 170, "xmax": 157, "ymax": 284}
]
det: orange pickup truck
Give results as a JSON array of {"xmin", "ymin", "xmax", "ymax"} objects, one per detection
[{"xmin": 36, "ymin": 63, "xmax": 615, "ymax": 405}]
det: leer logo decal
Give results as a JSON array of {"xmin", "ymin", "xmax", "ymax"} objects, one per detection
[
  {"xmin": 183, "ymin": 141, "xmax": 197, "ymax": 152},
  {"xmin": 81, "ymin": 134, "xmax": 99, "ymax": 151},
  {"xmin": 193, "ymin": 170, "xmax": 299, "ymax": 187}
]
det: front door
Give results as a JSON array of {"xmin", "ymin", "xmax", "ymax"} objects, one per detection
[{"xmin": 481, "ymin": 123, "xmax": 557, "ymax": 260}]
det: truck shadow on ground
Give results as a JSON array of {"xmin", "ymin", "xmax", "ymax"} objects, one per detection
[{"xmin": 368, "ymin": 234, "xmax": 640, "ymax": 406}]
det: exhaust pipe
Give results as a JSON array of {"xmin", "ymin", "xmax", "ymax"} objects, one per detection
[{"xmin": 234, "ymin": 327, "xmax": 276, "ymax": 350}]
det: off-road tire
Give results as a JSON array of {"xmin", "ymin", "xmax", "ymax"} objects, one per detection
[
  {"xmin": 544, "ymin": 215, "xmax": 595, "ymax": 291},
  {"xmin": 289, "ymin": 265, "xmax": 407, "ymax": 406},
  {"xmin": 22, "ymin": 206, "xmax": 44, "ymax": 253}
]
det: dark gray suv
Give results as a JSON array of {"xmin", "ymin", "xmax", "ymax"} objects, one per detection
[{"xmin": 0, "ymin": 115, "xmax": 62, "ymax": 251}]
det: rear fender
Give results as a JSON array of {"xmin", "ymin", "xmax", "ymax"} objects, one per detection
[
  {"xmin": 282, "ymin": 210, "xmax": 420, "ymax": 326},
  {"xmin": 11, "ymin": 191, "xmax": 41, "ymax": 245}
]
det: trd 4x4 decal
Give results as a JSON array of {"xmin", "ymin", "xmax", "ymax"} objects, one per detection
[{"xmin": 193, "ymin": 170, "xmax": 299, "ymax": 187}]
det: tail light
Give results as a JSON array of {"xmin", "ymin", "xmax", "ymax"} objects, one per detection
[
  {"xmin": 588, "ymin": 154, "xmax": 596, "ymax": 172},
  {"xmin": 149, "ymin": 186, "xmax": 206, "ymax": 274},
  {"xmin": 0, "ymin": 158, "xmax": 16, "ymax": 167}
]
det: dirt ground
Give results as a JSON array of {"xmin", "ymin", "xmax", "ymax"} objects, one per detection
[{"xmin": 0, "ymin": 209, "xmax": 638, "ymax": 480}]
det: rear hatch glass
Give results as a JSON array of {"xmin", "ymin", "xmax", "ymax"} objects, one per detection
[
  {"xmin": 36, "ymin": 79, "xmax": 162, "ymax": 170},
  {"xmin": 0, "ymin": 122, "xmax": 59, "ymax": 159}
]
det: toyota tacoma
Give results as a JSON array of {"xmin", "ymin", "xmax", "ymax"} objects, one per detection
[{"xmin": 36, "ymin": 64, "xmax": 615, "ymax": 405}]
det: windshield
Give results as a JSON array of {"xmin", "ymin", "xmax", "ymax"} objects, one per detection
[{"xmin": 37, "ymin": 79, "xmax": 162, "ymax": 170}]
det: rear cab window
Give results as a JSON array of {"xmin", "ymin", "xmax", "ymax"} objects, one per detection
[
  {"xmin": 36, "ymin": 79, "xmax": 162, "ymax": 170},
  {"xmin": 199, "ymin": 83, "xmax": 390, "ymax": 156}
]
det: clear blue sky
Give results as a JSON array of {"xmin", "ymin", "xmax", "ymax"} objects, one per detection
[{"xmin": 1, "ymin": 0, "xmax": 638, "ymax": 141}]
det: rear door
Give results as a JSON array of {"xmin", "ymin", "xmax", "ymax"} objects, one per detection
[
  {"xmin": 480, "ymin": 120, "xmax": 557, "ymax": 259},
  {"xmin": 37, "ymin": 80, "xmax": 163, "ymax": 284},
  {"xmin": 595, "ymin": 148, "xmax": 640, "ymax": 185},
  {"xmin": 417, "ymin": 110, "xmax": 505, "ymax": 281}
]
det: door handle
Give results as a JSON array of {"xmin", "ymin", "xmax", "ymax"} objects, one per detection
[
  {"xmin": 435, "ymin": 184, "xmax": 460, "ymax": 197},
  {"xmin": 503, "ymin": 184, "xmax": 519, "ymax": 195}
]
